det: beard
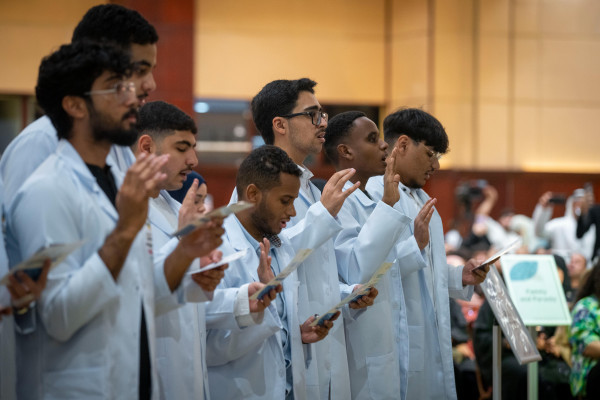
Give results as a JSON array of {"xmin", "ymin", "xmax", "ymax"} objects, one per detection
[
  {"xmin": 250, "ymin": 198, "xmax": 277, "ymax": 236},
  {"xmin": 90, "ymin": 106, "xmax": 139, "ymax": 146}
]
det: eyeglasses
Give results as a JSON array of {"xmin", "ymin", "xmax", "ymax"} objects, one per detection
[
  {"xmin": 417, "ymin": 141, "xmax": 443, "ymax": 161},
  {"xmin": 84, "ymin": 82, "xmax": 136, "ymax": 104},
  {"xmin": 281, "ymin": 110, "xmax": 328, "ymax": 126}
]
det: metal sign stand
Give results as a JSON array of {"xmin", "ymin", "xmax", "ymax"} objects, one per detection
[
  {"xmin": 492, "ymin": 323, "xmax": 502, "ymax": 400},
  {"xmin": 527, "ymin": 326, "xmax": 538, "ymax": 400}
]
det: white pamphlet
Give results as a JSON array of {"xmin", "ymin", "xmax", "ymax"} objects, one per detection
[
  {"xmin": 311, "ymin": 262, "xmax": 394, "ymax": 327},
  {"xmin": 186, "ymin": 249, "xmax": 248, "ymax": 275},
  {"xmin": 249, "ymin": 249, "xmax": 313, "ymax": 300},
  {"xmin": 473, "ymin": 238, "xmax": 522, "ymax": 271},
  {"xmin": 171, "ymin": 201, "xmax": 254, "ymax": 237},
  {"xmin": 1, "ymin": 240, "xmax": 85, "ymax": 285}
]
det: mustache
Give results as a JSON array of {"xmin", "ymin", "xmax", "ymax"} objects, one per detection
[{"xmin": 123, "ymin": 109, "xmax": 138, "ymax": 121}]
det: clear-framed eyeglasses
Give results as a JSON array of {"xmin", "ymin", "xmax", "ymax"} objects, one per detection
[
  {"xmin": 424, "ymin": 146, "xmax": 443, "ymax": 161},
  {"xmin": 84, "ymin": 81, "xmax": 136, "ymax": 104},
  {"xmin": 281, "ymin": 110, "xmax": 328, "ymax": 126}
]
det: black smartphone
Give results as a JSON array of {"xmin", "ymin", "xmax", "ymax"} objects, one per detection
[{"xmin": 548, "ymin": 194, "xmax": 566, "ymax": 205}]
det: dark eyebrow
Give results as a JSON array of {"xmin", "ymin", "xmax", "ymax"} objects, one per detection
[
  {"xmin": 174, "ymin": 140, "xmax": 196, "ymax": 147},
  {"xmin": 302, "ymin": 105, "xmax": 320, "ymax": 112},
  {"xmin": 103, "ymin": 74, "xmax": 122, "ymax": 84},
  {"xmin": 132, "ymin": 60, "xmax": 152, "ymax": 68}
]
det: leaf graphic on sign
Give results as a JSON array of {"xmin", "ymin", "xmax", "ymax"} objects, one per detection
[{"xmin": 510, "ymin": 261, "xmax": 538, "ymax": 281}]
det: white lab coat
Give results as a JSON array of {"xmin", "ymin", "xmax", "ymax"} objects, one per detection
[
  {"xmin": 6, "ymin": 140, "xmax": 171, "ymax": 399},
  {"xmin": 367, "ymin": 175, "xmax": 473, "ymax": 400},
  {"xmin": 148, "ymin": 190, "xmax": 214, "ymax": 400},
  {"xmin": 0, "ymin": 177, "xmax": 16, "ymax": 400},
  {"xmin": 0, "ymin": 116, "xmax": 57, "ymax": 209},
  {"xmin": 280, "ymin": 170, "xmax": 351, "ymax": 400},
  {"xmin": 205, "ymin": 215, "xmax": 319, "ymax": 399},
  {"xmin": 334, "ymin": 182, "xmax": 412, "ymax": 400}
]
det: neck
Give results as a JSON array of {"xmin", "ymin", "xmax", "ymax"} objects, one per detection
[
  {"xmin": 275, "ymin": 141, "xmax": 307, "ymax": 166},
  {"xmin": 68, "ymin": 125, "xmax": 111, "ymax": 167},
  {"xmin": 338, "ymin": 162, "xmax": 368, "ymax": 191},
  {"xmin": 237, "ymin": 210, "xmax": 263, "ymax": 243},
  {"xmin": 571, "ymin": 277, "xmax": 580, "ymax": 289}
]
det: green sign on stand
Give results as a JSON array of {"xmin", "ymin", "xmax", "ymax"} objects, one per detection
[{"xmin": 501, "ymin": 254, "xmax": 571, "ymax": 327}]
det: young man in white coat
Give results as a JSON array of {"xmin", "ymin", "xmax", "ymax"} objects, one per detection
[
  {"xmin": 133, "ymin": 100, "xmax": 230, "ymax": 399},
  {"xmin": 0, "ymin": 4, "xmax": 158, "ymax": 210},
  {"xmin": 6, "ymin": 41, "xmax": 222, "ymax": 400},
  {"xmin": 324, "ymin": 111, "xmax": 423, "ymax": 399},
  {"xmin": 207, "ymin": 145, "xmax": 343, "ymax": 399},
  {"xmin": 249, "ymin": 78, "xmax": 380, "ymax": 399},
  {"xmin": 366, "ymin": 108, "xmax": 488, "ymax": 400},
  {"xmin": 0, "ymin": 179, "xmax": 50, "ymax": 400}
]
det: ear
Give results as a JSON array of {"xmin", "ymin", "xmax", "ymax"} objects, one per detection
[
  {"xmin": 337, "ymin": 143, "xmax": 354, "ymax": 161},
  {"xmin": 61, "ymin": 95, "xmax": 87, "ymax": 120},
  {"xmin": 244, "ymin": 183, "xmax": 263, "ymax": 204},
  {"xmin": 272, "ymin": 116, "xmax": 287, "ymax": 139},
  {"xmin": 395, "ymin": 135, "xmax": 410, "ymax": 154},
  {"xmin": 137, "ymin": 134, "xmax": 155, "ymax": 156}
]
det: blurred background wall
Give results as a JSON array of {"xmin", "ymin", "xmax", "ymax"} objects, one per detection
[{"xmin": 1, "ymin": 0, "xmax": 599, "ymax": 225}]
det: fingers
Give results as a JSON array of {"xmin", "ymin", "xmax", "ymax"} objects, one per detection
[
  {"xmin": 326, "ymin": 168, "xmax": 355, "ymax": 189},
  {"xmin": 183, "ymin": 179, "xmax": 200, "ymax": 206}
]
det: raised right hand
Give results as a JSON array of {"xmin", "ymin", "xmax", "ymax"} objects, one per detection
[
  {"xmin": 414, "ymin": 198, "xmax": 436, "ymax": 250},
  {"xmin": 116, "ymin": 153, "xmax": 168, "ymax": 238},
  {"xmin": 381, "ymin": 147, "xmax": 401, "ymax": 207},
  {"xmin": 538, "ymin": 191, "xmax": 552, "ymax": 208},
  {"xmin": 320, "ymin": 168, "xmax": 360, "ymax": 217}
]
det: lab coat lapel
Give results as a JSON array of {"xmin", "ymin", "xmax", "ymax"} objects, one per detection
[
  {"xmin": 224, "ymin": 216, "xmax": 260, "ymax": 282},
  {"xmin": 59, "ymin": 140, "xmax": 119, "ymax": 222},
  {"xmin": 149, "ymin": 191, "xmax": 180, "ymax": 238}
]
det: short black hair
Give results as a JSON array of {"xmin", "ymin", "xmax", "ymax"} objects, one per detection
[
  {"xmin": 137, "ymin": 101, "xmax": 197, "ymax": 142},
  {"xmin": 35, "ymin": 41, "xmax": 131, "ymax": 140},
  {"xmin": 72, "ymin": 4, "xmax": 158, "ymax": 49},
  {"xmin": 383, "ymin": 108, "xmax": 449, "ymax": 154},
  {"xmin": 236, "ymin": 145, "xmax": 301, "ymax": 198},
  {"xmin": 251, "ymin": 78, "xmax": 317, "ymax": 145},
  {"xmin": 324, "ymin": 111, "xmax": 366, "ymax": 165}
]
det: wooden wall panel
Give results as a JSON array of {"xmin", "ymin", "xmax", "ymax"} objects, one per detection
[{"xmin": 112, "ymin": 0, "xmax": 194, "ymax": 116}]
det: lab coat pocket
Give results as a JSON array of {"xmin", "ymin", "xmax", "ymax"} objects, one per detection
[
  {"xmin": 408, "ymin": 325, "xmax": 424, "ymax": 371},
  {"xmin": 43, "ymin": 366, "xmax": 106, "ymax": 399},
  {"xmin": 365, "ymin": 351, "xmax": 400, "ymax": 399}
]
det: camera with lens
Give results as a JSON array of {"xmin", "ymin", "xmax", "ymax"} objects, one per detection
[{"xmin": 455, "ymin": 179, "xmax": 487, "ymax": 203}]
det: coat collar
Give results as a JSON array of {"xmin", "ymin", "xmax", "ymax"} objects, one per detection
[{"xmin": 57, "ymin": 139, "xmax": 118, "ymax": 221}]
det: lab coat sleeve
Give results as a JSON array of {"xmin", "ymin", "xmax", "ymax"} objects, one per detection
[
  {"xmin": 9, "ymin": 185, "xmax": 120, "ymax": 342},
  {"xmin": 532, "ymin": 204, "xmax": 552, "ymax": 238},
  {"xmin": 205, "ymin": 304, "xmax": 281, "ymax": 367},
  {"xmin": 335, "ymin": 201, "xmax": 411, "ymax": 284},
  {"xmin": 153, "ymin": 237, "xmax": 185, "ymax": 316},
  {"xmin": 281, "ymin": 201, "xmax": 343, "ymax": 251},
  {"xmin": 205, "ymin": 288, "xmax": 248, "ymax": 331},
  {"xmin": 447, "ymin": 264, "xmax": 474, "ymax": 301},
  {"xmin": 392, "ymin": 236, "xmax": 428, "ymax": 278}
]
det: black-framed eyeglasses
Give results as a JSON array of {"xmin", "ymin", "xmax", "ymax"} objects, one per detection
[
  {"xmin": 84, "ymin": 81, "xmax": 136, "ymax": 104},
  {"xmin": 281, "ymin": 110, "xmax": 328, "ymax": 126}
]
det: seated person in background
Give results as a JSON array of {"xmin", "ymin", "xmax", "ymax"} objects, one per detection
[
  {"xmin": 567, "ymin": 252, "xmax": 588, "ymax": 304},
  {"xmin": 569, "ymin": 261, "xmax": 600, "ymax": 399},
  {"xmin": 577, "ymin": 186, "xmax": 600, "ymax": 262},
  {"xmin": 473, "ymin": 184, "xmax": 536, "ymax": 252},
  {"xmin": 533, "ymin": 189, "xmax": 595, "ymax": 261}
]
